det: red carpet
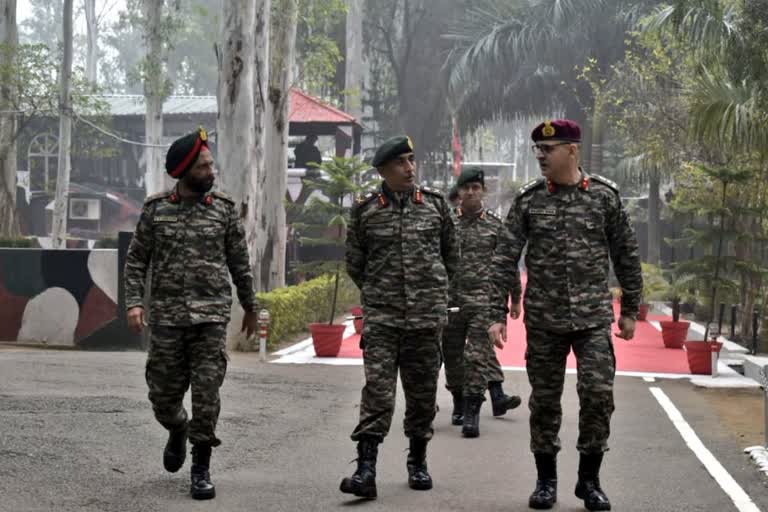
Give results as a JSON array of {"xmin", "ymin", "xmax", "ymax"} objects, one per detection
[{"xmin": 337, "ymin": 308, "xmax": 691, "ymax": 375}]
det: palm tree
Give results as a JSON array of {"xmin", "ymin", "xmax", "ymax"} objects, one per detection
[
  {"xmin": 642, "ymin": 0, "xmax": 768, "ymax": 155},
  {"xmin": 444, "ymin": 0, "xmax": 663, "ymax": 174}
]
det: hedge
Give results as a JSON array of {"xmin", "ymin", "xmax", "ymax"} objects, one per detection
[
  {"xmin": 0, "ymin": 237, "xmax": 38, "ymax": 248},
  {"xmin": 256, "ymin": 273, "xmax": 360, "ymax": 348}
]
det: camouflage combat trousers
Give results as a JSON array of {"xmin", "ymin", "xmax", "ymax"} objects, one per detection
[
  {"xmin": 442, "ymin": 309, "xmax": 504, "ymax": 396},
  {"xmin": 525, "ymin": 325, "xmax": 615, "ymax": 455},
  {"xmin": 351, "ymin": 322, "xmax": 442, "ymax": 442},
  {"xmin": 145, "ymin": 323, "xmax": 228, "ymax": 447}
]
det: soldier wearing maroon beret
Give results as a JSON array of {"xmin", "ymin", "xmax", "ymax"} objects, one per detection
[
  {"xmin": 488, "ymin": 119, "xmax": 642, "ymax": 510},
  {"xmin": 124, "ymin": 127, "xmax": 258, "ymax": 501}
]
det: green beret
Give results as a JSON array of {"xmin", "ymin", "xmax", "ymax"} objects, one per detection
[
  {"xmin": 166, "ymin": 126, "xmax": 209, "ymax": 179},
  {"xmin": 372, "ymin": 135, "xmax": 414, "ymax": 167},
  {"xmin": 456, "ymin": 167, "xmax": 484, "ymax": 188}
]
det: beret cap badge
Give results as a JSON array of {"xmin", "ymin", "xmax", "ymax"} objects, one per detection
[{"xmin": 542, "ymin": 121, "xmax": 556, "ymax": 137}]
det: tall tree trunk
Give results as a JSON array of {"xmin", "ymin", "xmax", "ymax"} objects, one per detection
[
  {"xmin": 143, "ymin": 0, "xmax": 165, "ymax": 196},
  {"xmin": 51, "ymin": 0, "xmax": 73, "ymax": 248},
  {"xmin": 217, "ymin": 0, "xmax": 257, "ymax": 350},
  {"xmin": 84, "ymin": 0, "xmax": 97, "ymax": 84},
  {"xmin": 259, "ymin": 0, "xmax": 297, "ymax": 291},
  {"xmin": 0, "ymin": 0, "xmax": 17, "ymax": 237},
  {"xmin": 249, "ymin": 0, "xmax": 271, "ymax": 291},
  {"xmin": 588, "ymin": 109, "xmax": 603, "ymax": 176},
  {"xmin": 647, "ymin": 169, "xmax": 661, "ymax": 265},
  {"xmin": 344, "ymin": 0, "xmax": 364, "ymax": 120}
]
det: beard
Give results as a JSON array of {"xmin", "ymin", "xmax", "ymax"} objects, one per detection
[{"xmin": 184, "ymin": 174, "xmax": 214, "ymax": 194}]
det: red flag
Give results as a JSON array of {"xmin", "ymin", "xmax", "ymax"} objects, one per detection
[{"xmin": 452, "ymin": 117, "xmax": 462, "ymax": 177}]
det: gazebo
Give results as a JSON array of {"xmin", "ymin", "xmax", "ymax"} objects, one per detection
[{"xmin": 288, "ymin": 89, "xmax": 363, "ymax": 156}]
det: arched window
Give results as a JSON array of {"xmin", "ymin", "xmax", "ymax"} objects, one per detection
[{"xmin": 28, "ymin": 133, "xmax": 59, "ymax": 193}]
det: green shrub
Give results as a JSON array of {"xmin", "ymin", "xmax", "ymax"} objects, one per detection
[
  {"xmin": 256, "ymin": 273, "xmax": 360, "ymax": 348},
  {"xmin": 94, "ymin": 237, "xmax": 119, "ymax": 248},
  {"xmin": 0, "ymin": 237, "xmax": 38, "ymax": 248}
]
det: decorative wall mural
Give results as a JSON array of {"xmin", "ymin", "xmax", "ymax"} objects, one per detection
[{"xmin": 0, "ymin": 248, "xmax": 140, "ymax": 349}]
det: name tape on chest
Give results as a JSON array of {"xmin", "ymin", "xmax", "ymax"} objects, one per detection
[
  {"xmin": 529, "ymin": 208, "xmax": 557, "ymax": 216},
  {"xmin": 154, "ymin": 215, "xmax": 179, "ymax": 223}
]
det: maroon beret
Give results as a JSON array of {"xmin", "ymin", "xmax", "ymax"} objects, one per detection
[{"xmin": 531, "ymin": 119, "xmax": 581, "ymax": 143}]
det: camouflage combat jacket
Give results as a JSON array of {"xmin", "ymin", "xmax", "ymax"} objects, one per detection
[
  {"xmin": 449, "ymin": 206, "xmax": 516, "ymax": 312},
  {"xmin": 124, "ymin": 188, "xmax": 257, "ymax": 326},
  {"xmin": 489, "ymin": 173, "xmax": 642, "ymax": 333},
  {"xmin": 346, "ymin": 183, "xmax": 460, "ymax": 329}
]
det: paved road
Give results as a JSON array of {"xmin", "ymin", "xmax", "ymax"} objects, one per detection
[{"xmin": 1, "ymin": 348, "xmax": 766, "ymax": 512}]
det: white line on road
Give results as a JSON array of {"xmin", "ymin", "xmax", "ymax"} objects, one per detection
[
  {"xmin": 650, "ymin": 387, "xmax": 761, "ymax": 512},
  {"xmin": 643, "ymin": 377, "xmax": 656, "ymax": 383}
]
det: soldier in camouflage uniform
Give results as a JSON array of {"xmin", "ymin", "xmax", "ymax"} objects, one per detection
[
  {"xmin": 340, "ymin": 135, "xmax": 460, "ymax": 499},
  {"xmin": 124, "ymin": 128, "xmax": 258, "ymax": 501},
  {"xmin": 488, "ymin": 120, "xmax": 642, "ymax": 511},
  {"xmin": 442, "ymin": 167, "xmax": 521, "ymax": 438}
]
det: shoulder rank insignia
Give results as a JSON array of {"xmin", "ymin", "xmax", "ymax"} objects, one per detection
[
  {"xmin": 144, "ymin": 190, "xmax": 172, "ymax": 205},
  {"xmin": 354, "ymin": 191, "xmax": 378, "ymax": 208},
  {"xmin": 485, "ymin": 209, "xmax": 501, "ymax": 221},
  {"xmin": 211, "ymin": 190, "xmax": 235, "ymax": 204},
  {"xmin": 591, "ymin": 174, "xmax": 619, "ymax": 192},
  {"xmin": 517, "ymin": 177, "xmax": 545, "ymax": 197},
  {"xmin": 419, "ymin": 186, "xmax": 444, "ymax": 198}
]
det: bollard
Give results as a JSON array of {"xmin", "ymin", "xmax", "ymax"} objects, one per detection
[
  {"xmin": 730, "ymin": 304, "xmax": 737, "ymax": 339},
  {"xmin": 709, "ymin": 325, "xmax": 719, "ymax": 378},
  {"xmin": 258, "ymin": 309, "xmax": 270, "ymax": 363},
  {"xmin": 753, "ymin": 307, "xmax": 760, "ymax": 356}
]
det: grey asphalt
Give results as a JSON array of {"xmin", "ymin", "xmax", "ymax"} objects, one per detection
[{"xmin": 1, "ymin": 348, "xmax": 767, "ymax": 512}]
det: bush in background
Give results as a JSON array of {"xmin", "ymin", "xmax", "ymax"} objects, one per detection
[{"xmin": 256, "ymin": 273, "xmax": 359, "ymax": 349}]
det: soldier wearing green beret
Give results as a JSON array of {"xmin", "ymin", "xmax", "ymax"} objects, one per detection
[
  {"xmin": 487, "ymin": 119, "xmax": 642, "ymax": 510},
  {"xmin": 124, "ymin": 127, "xmax": 258, "ymax": 500},
  {"xmin": 442, "ymin": 167, "xmax": 521, "ymax": 438},
  {"xmin": 340, "ymin": 135, "xmax": 460, "ymax": 499}
]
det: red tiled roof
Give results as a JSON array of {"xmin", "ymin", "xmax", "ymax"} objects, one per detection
[{"xmin": 289, "ymin": 88, "xmax": 359, "ymax": 125}]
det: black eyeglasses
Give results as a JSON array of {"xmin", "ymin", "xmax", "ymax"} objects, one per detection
[{"xmin": 531, "ymin": 142, "xmax": 572, "ymax": 155}]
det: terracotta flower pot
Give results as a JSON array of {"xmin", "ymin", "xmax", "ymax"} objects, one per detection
[
  {"xmin": 350, "ymin": 306, "xmax": 363, "ymax": 334},
  {"xmin": 684, "ymin": 341, "xmax": 723, "ymax": 375},
  {"xmin": 638, "ymin": 304, "xmax": 650, "ymax": 321},
  {"xmin": 659, "ymin": 320, "xmax": 689, "ymax": 349},
  {"xmin": 309, "ymin": 323, "xmax": 346, "ymax": 357}
]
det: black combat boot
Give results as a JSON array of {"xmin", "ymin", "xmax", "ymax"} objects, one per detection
[
  {"xmin": 451, "ymin": 392, "xmax": 464, "ymax": 426},
  {"xmin": 190, "ymin": 445, "xmax": 216, "ymax": 500},
  {"xmin": 488, "ymin": 381, "xmax": 522, "ymax": 417},
  {"xmin": 529, "ymin": 453, "xmax": 557, "ymax": 509},
  {"xmin": 461, "ymin": 395, "xmax": 483, "ymax": 438},
  {"xmin": 339, "ymin": 437, "xmax": 379, "ymax": 499},
  {"xmin": 574, "ymin": 452, "xmax": 611, "ymax": 511},
  {"xmin": 406, "ymin": 438, "xmax": 433, "ymax": 490},
  {"xmin": 162, "ymin": 422, "xmax": 188, "ymax": 473}
]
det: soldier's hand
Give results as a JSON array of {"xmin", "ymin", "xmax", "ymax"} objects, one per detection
[
  {"xmin": 615, "ymin": 316, "xmax": 636, "ymax": 341},
  {"xmin": 242, "ymin": 310, "xmax": 258, "ymax": 339},
  {"xmin": 510, "ymin": 302, "xmax": 522, "ymax": 320},
  {"xmin": 127, "ymin": 307, "xmax": 145, "ymax": 334},
  {"xmin": 488, "ymin": 322, "xmax": 507, "ymax": 349}
]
